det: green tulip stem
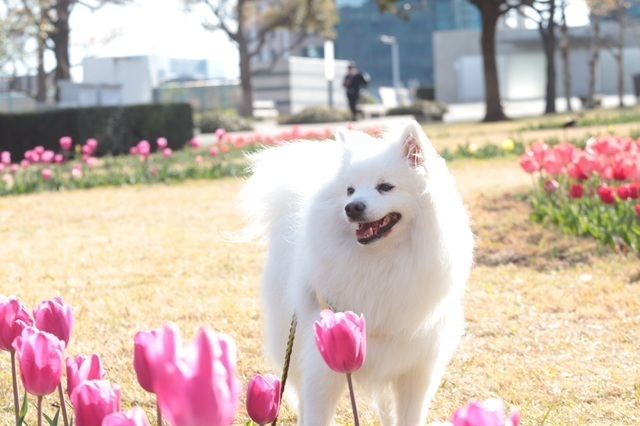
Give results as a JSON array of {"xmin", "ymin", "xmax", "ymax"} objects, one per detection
[
  {"xmin": 37, "ymin": 395, "xmax": 43, "ymax": 426},
  {"xmin": 157, "ymin": 398, "xmax": 163, "ymax": 426},
  {"xmin": 11, "ymin": 351, "xmax": 20, "ymax": 424},
  {"xmin": 57, "ymin": 382, "xmax": 70, "ymax": 426},
  {"xmin": 346, "ymin": 373, "xmax": 360, "ymax": 426}
]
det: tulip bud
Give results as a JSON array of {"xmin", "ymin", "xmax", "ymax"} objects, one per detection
[
  {"xmin": 71, "ymin": 380, "xmax": 121, "ymax": 426},
  {"xmin": 133, "ymin": 329, "xmax": 161, "ymax": 393},
  {"xmin": 451, "ymin": 398, "xmax": 520, "ymax": 426},
  {"xmin": 147, "ymin": 323, "xmax": 240, "ymax": 426},
  {"xmin": 34, "ymin": 296, "xmax": 74, "ymax": 347},
  {"xmin": 102, "ymin": 407, "xmax": 151, "ymax": 426},
  {"xmin": 0, "ymin": 295, "xmax": 34, "ymax": 352},
  {"xmin": 314, "ymin": 309, "xmax": 366, "ymax": 374},
  {"xmin": 246, "ymin": 374, "xmax": 281, "ymax": 425},
  {"xmin": 66, "ymin": 354, "xmax": 106, "ymax": 397},
  {"xmin": 12, "ymin": 327, "xmax": 64, "ymax": 396}
]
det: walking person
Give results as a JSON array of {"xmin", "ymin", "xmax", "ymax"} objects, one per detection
[{"xmin": 343, "ymin": 63, "xmax": 369, "ymax": 121}]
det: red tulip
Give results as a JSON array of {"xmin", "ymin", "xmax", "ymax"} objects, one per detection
[
  {"xmin": 12, "ymin": 327, "xmax": 64, "ymax": 396},
  {"xmin": 147, "ymin": 323, "xmax": 241, "ymax": 426},
  {"xmin": 616, "ymin": 185, "xmax": 631, "ymax": 200},
  {"xmin": 71, "ymin": 380, "xmax": 120, "ymax": 426},
  {"xmin": 133, "ymin": 329, "xmax": 160, "ymax": 393},
  {"xmin": 314, "ymin": 309, "xmax": 366, "ymax": 374},
  {"xmin": 629, "ymin": 183, "xmax": 639, "ymax": 200},
  {"xmin": 66, "ymin": 354, "xmax": 106, "ymax": 397},
  {"xmin": 451, "ymin": 398, "xmax": 520, "ymax": 426},
  {"xmin": 102, "ymin": 407, "xmax": 151, "ymax": 426},
  {"xmin": 0, "ymin": 295, "xmax": 34, "ymax": 352},
  {"xmin": 635, "ymin": 204, "xmax": 640, "ymax": 218},
  {"xmin": 246, "ymin": 374, "xmax": 281, "ymax": 425},
  {"xmin": 34, "ymin": 296, "xmax": 74, "ymax": 347},
  {"xmin": 569, "ymin": 184, "xmax": 584, "ymax": 199},
  {"xmin": 597, "ymin": 185, "xmax": 616, "ymax": 205}
]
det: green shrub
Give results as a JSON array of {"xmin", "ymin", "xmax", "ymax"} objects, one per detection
[
  {"xmin": 194, "ymin": 110, "xmax": 253, "ymax": 133},
  {"xmin": 386, "ymin": 100, "xmax": 447, "ymax": 122},
  {"xmin": 279, "ymin": 107, "xmax": 352, "ymax": 125},
  {"xmin": 0, "ymin": 103, "xmax": 193, "ymax": 158}
]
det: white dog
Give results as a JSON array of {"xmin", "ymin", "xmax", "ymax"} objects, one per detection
[{"xmin": 240, "ymin": 120, "xmax": 474, "ymax": 425}]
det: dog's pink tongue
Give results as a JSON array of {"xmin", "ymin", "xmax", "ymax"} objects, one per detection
[{"xmin": 357, "ymin": 221, "xmax": 377, "ymax": 238}]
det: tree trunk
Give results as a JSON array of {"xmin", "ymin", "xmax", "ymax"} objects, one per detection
[
  {"xmin": 587, "ymin": 16, "xmax": 600, "ymax": 109},
  {"xmin": 36, "ymin": 29, "xmax": 47, "ymax": 102},
  {"xmin": 540, "ymin": 0, "xmax": 557, "ymax": 114},
  {"xmin": 560, "ymin": 0, "xmax": 572, "ymax": 112},
  {"xmin": 50, "ymin": 0, "xmax": 72, "ymax": 101},
  {"xmin": 477, "ymin": 2, "xmax": 507, "ymax": 122},
  {"xmin": 238, "ymin": 42, "xmax": 254, "ymax": 117},
  {"xmin": 616, "ymin": 14, "xmax": 624, "ymax": 107}
]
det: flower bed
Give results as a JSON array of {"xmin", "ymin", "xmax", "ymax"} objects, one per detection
[{"xmin": 519, "ymin": 134, "xmax": 640, "ymax": 252}]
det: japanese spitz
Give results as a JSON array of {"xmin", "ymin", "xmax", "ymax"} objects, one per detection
[{"xmin": 239, "ymin": 120, "xmax": 474, "ymax": 425}]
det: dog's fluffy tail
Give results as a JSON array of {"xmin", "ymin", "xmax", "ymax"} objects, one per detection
[{"xmin": 235, "ymin": 140, "xmax": 343, "ymax": 243}]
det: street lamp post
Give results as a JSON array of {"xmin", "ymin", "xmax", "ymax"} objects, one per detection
[{"xmin": 380, "ymin": 35, "xmax": 401, "ymax": 104}]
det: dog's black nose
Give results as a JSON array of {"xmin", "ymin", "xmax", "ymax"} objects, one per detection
[{"xmin": 345, "ymin": 201, "xmax": 366, "ymax": 219}]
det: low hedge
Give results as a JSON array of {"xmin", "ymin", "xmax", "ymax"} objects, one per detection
[
  {"xmin": 0, "ymin": 103, "xmax": 193, "ymax": 158},
  {"xmin": 194, "ymin": 110, "xmax": 253, "ymax": 133},
  {"xmin": 279, "ymin": 106, "xmax": 352, "ymax": 125}
]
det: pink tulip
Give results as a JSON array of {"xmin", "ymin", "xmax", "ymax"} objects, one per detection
[
  {"xmin": 0, "ymin": 295, "xmax": 34, "ymax": 352},
  {"xmin": 209, "ymin": 147, "xmax": 219, "ymax": 156},
  {"xmin": 66, "ymin": 354, "xmax": 106, "ymax": 397},
  {"xmin": 71, "ymin": 380, "xmax": 121, "ymax": 426},
  {"xmin": 314, "ymin": 309, "xmax": 366, "ymax": 374},
  {"xmin": 137, "ymin": 141, "xmax": 151, "ymax": 156},
  {"xmin": 195, "ymin": 155, "xmax": 203, "ymax": 163},
  {"xmin": 147, "ymin": 323, "xmax": 241, "ymax": 426},
  {"xmin": 102, "ymin": 407, "xmax": 151, "ymax": 426},
  {"xmin": 60, "ymin": 136, "xmax": 73, "ymax": 151},
  {"xmin": 157, "ymin": 137, "xmax": 168, "ymax": 149},
  {"xmin": 34, "ymin": 146, "xmax": 45, "ymax": 154},
  {"xmin": 42, "ymin": 168, "xmax": 52, "ymax": 180},
  {"xmin": 72, "ymin": 167, "xmax": 83, "ymax": 179},
  {"xmin": 189, "ymin": 137, "xmax": 200, "ymax": 148},
  {"xmin": 129, "ymin": 146, "xmax": 139, "ymax": 155},
  {"xmin": 54, "ymin": 154, "xmax": 64, "ymax": 164},
  {"xmin": 1, "ymin": 151, "xmax": 10, "ymax": 165},
  {"xmin": 2, "ymin": 173, "xmax": 13, "ymax": 186},
  {"xmin": 133, "ymin": 329, "xmax": 160, "ymax": 393},
  {"xmin": 215, "ymin": 128, "xmax": 226, "ymax": 139},
  {"xmin": 34, "ymin": 296, "xmax": 74, "ymax": 347},
  {"xmin": 246, "ymin": 374, "xmax": 281, "ymax": 425},
  {"xmin": 41, "ymin": 150, "xmax": 55, "ymax": 163},
  {"xmin": 451, "ymin": 398, "xmax": 520, "ymax": 426},
  {"xmin": 86, "ymin": 138, "xmax": 99, "ymax": 150},
  {"xmin": 518, "ymin": 152, "xmax": 540, "ymax": 174},
  {"xmin": 10, "ymin": 164, "xmax": 19, "ymax": 173},
  {"xmin": 162, "ymin": 148, "xmax": 172, "ymax": 158},
  {"xmin": 220, "ymin": 145, "xmax": 229, "ymax": 153},
  {"xmin": 20, "ymin": 159, "xmax": 29, "ymax": 168},
  {"xmin": 12, "ymin": 327, "xmax": 64, "ymax": 396}
]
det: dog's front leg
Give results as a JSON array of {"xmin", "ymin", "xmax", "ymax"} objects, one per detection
[
  {"xmin": 296, "ymin": 332, "xmax": 346, "ymax": 426},
  {"xmin": 393, "ymin": 367, "xmax": 435, "ymax": 425}
]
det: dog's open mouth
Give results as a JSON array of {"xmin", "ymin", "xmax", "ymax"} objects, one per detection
[{"xmin": 356, "ymin": 212, "xmax": 402, "ymax": 244}]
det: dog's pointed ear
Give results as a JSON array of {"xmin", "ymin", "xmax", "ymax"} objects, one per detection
[
  {"xmin": 335, "ymin": 127, "xmax": 349, "ymax": 144},
  {"xmin": 400, "ymin": 121, "xmax": 426, "ymax": 167}
]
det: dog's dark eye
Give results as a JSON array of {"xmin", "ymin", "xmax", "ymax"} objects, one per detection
[
  {"xmin": 377, "ymin": 183, "xmax": 394, "ymax": 192},
  {"xmin": 347, "ymin": 187, "xmax": 355, "ymax": 196}
]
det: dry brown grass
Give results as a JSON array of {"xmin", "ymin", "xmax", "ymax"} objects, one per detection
[{"xmin": 1, "ymin": 122, "xmax": 639, "ymax": 425}]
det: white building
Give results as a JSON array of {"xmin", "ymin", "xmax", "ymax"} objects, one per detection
[{"xmin": 433, "ymin": 21, "xmax": 640, "ymax": 105}]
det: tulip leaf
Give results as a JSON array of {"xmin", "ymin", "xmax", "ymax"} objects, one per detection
[
  {"xmin": 18, "ymin": 390, "xmax": 28, "ymax": 425},
  {"xmin": 43, "ymin": 408, "xmax": 60, "ymax": 426}
]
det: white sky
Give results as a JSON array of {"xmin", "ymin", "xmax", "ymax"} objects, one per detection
[{"xmin": 67, "ymin": 0, "xmax": 591, "ymax": 81}]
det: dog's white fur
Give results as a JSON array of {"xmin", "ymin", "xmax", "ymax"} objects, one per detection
[{"xmin": 239, "ymin": 121, "xmax": 474, "ymax": 425}]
